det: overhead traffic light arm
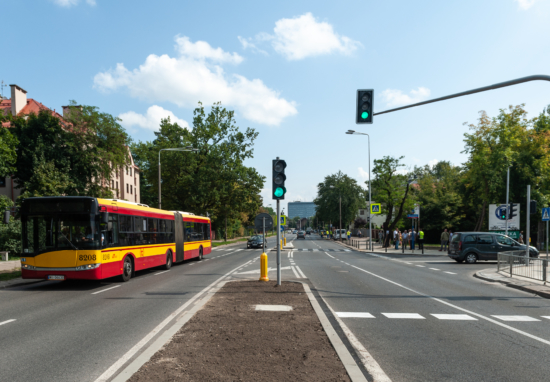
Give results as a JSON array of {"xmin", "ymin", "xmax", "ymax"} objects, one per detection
[{"xmin": 373, "ymin": 75, "xmax": 550, "ymax": 116}]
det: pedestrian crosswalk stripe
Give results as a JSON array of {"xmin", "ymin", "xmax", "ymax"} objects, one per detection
[
  {"xmin": 431, "ymin": 314, "xmax": 477, "ymax": 320},
  {"xmin": 491, "ymin": 315, "xmax": 540, "ymax": 322},
  {"xmin": 444, "ymin": 271, "xmax": 457, "ymax": 275},
  {"xmin": 429, "ymin": 268, "xmax": 440, "ymax": 270},
  {"xmin": 382, "ymin": 313, "xmax": 425, "ymax": 319},
  {"xmin": 336, "ymin": 312, "xmax": 375, "ymax": 318},
  {"xmin": 542, "ymin": 316, "xmax": 550, "ymax": 320}
]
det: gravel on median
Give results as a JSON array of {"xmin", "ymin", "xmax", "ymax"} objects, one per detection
[{"xmin": 129, "ymin": 280, "xmax": 351, "ymax": 382}]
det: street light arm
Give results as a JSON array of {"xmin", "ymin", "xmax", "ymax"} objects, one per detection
[{"xmin": 373, "ymin": 75, "xmax": 550, "ymax": 116}]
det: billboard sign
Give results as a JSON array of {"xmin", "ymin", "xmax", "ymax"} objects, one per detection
[{"xmin": 489, "ymin": 204, "xmax": 520, "ymax": 231}]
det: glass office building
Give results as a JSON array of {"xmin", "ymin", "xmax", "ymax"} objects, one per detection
[{"xmin": 288, "ymin": 202, "xmax": 317, "ymax": 219}]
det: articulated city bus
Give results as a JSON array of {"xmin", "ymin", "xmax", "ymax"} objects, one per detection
[{"xmin": 19, "ymin": 197, "xmax": 211, "ymax": 282}]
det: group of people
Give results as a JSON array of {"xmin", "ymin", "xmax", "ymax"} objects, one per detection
[{"xmin": 392, "ymin": 228, "xmax": 424, "ymax": 250}]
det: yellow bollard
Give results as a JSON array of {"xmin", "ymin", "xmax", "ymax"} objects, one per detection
[
  {"xmin": 280, "ymin": 239, "xmax": 282, "ymax": 248},
  {"xmin": 284, "ymin": 237, "xmax": 287, "ymax": 246},
  {"xmin": 259, "ymin": 252, "xmax": 269, "ymax": 282}
]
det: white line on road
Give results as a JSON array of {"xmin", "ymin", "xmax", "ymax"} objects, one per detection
[
  {"xmin": 444, "ymin": 271, "xmax": 457, "ymax": 275},
  {"xmin": 431, "ymin": 314, "xmax": 477, "ymax": 320},
  {"xmin": 290, "ymin": 266, "xmax": 300, "ymax": 278},
  {"xmin": 382, "ymin": 313, "xmax": 425, "ymax": 319},
  {"xmin": 0, "ymin": 319, "xmax": 16, "ymax": 326},
  {"xmin": 429, "ymin": 268, "xmax": 440, "ymax": 271},
  {"xmin": 96, "ymin": 259, "xmax": 253, "ymax": 382},
  {"xmin": 325, "ymin": 252, "xmax": 335, "ymax": 259},
  {"xmin": 336, "ymin": 312, "xmax": 375, "ymax": 318},
  {"xmin": 415, "ymin": 265, "xmax": 425, "ymax": 267},
  {"xmin": 295, "ymin": 266, "xmax": 306, "ymax": 279},
  {"xmin": 154, "ymin": 270, "xmax": 170, "ymax": 275},
  {"xmin": 492, "ymin": 315, "xmax": 541, "ymax": 322},
  {"xmin": 348, "ymin": 264, "xmax": 550, "ymax": 346},
  {"xmin": 91, "ymin": 285, "xmax": 121, "ymax": 295}
]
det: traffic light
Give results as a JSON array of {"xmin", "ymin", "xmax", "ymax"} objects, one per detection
[
  {"xmin": 356, "ymin": 89, "xmax": 373, "ymax": 124},
  {"xmin": 272, "ymin": 159, "xmax": 287, "ymax": 200},
  {"xmin": 509, "ymin": 203, "xmax": 518, "ymax": 219},
  {"xmin": 530, "ymin": 200, "xmax": 537, "ymax": 214},
  {"xmin": 500, "ymin": 208, "xmax": 507, "ymax": 220}
]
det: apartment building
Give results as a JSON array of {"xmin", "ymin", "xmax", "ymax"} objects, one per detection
[{"xmin": 0, "ymin": 84, "xmax": 139, "ymax": 203}]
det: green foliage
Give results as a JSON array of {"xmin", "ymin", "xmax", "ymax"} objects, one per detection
[
  {"xmin": 10, "ymin": 104, "xmax": 130, "ymax": 197},
  {"xmin": 313, "ymin": 171, "xmax": 364, "ymax": 228},
  {"xmin": 0, "ymin": 118, "xmax": 18, "ymax": 177},
  {"xmin": 0, "ymin": 215, "xmax": 22, "ymax": 255},
  {"xmin": 131, "ymin": 103, "xmax": 265, "ymax": 231}
]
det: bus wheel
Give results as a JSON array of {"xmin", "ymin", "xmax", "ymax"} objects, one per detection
[
  {"xmin": 120, "ymin": 256, "xmax": 133, "ymax": 282},
  {"xmin": 164, "ymin": 252, "xmax": 173, "ymax": 270},
  {"xmin": 196, "ymin": 248, "xmax": 203, "ymax": 261}
]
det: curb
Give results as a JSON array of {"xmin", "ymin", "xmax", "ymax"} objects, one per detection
[
  {"xmin": 0, "ymin": 277, "xmax": 46, "ymax": 289},
  {"xmin": 474, "ymin": 269, "xmax": 550, "ymax": 299}
]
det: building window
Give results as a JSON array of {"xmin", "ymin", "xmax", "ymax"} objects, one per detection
[
  {"xmin": 0, "ymin": 177, "xmax": 6, "ymax": 187},
  {"xmin": 130, "ymin": 185, "xmax": 133, "ymax": 195},
  {"xmin": 360, "ymin": 210, "xmax": 364, "ymax": 215},
  {"xmin": 126, "ymin": 184, "xmax": 129, "ymax": 193}
]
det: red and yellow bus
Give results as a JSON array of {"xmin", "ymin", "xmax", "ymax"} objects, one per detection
[{"xmin": 19, "ymin": 197, "xmax": 211, "ymax": 282}]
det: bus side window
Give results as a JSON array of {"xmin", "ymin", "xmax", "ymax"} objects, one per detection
[
  {"xmin": 206, "ymin": 223, "xmax": 211, "ymax": 240},
  {"xmin": 108, "ymin": 214, "xmax": 119, "ymax": 246}
]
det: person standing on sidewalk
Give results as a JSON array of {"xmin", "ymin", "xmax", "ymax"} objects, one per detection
[
  {"xmin": 394, "ymin": 228, "xmax": 399, "ymax": 249},
  {"xmin": 402, "ymin": 230, "xmax": 409, "ymax": 249},
  {"xmin": 519, "ymin": 231, "xmax": 524, "ymax": 244},
  {"xmin": 347, "ymin": 230, "xmax": 351, "ymax": 242},
  {"xmin": 418, "ymin": 228, "xmax": 424, "ymax": 250},
  {"xmin": 440, "ymin": 229, "xmax": 449, "ymax": 251}
]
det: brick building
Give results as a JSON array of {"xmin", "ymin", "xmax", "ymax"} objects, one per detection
[{"xmin": 0, "ymin": 84, "xmax": 139, "ymax": 203}]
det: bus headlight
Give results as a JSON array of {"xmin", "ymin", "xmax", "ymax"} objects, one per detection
[
  {"xmin": 22, "ymin": 264, "xmax": 36, "ymax": 270},
  {"xmin": 75, "ymin": 263, "xmax": 101, "ymax": 271}
]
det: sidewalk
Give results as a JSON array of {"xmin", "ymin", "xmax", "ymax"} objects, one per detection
[
  {"xmin": 124, "ymin": 281, "xmax": 364, "ymax": 382},
  {"xmin": 0, "ymin": 260, "xmax": 20, "ymax": 272},
  {"xmin": 475, "ymin": 268, "xmax": 550, "ymax": 299}
]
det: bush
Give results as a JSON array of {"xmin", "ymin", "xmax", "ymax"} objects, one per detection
[{"xmin": 0, "ymin": 217, "xmax": 22, "ymax": 256}]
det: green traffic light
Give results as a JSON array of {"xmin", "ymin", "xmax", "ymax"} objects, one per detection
[
  {"xmin": 274, "ymin": 187, "xmax": 284, "ymax": 197},
  {"xmin": 361, "ymin": 111, "xmax": 369, "ymax": 119}
]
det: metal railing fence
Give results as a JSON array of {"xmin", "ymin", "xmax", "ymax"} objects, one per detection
[{"xmin": 498, "ymin": 251, "xmax": 548, "ymax": 283}]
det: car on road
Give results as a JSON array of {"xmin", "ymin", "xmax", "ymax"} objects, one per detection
[
  {"xmin": 448, "ymin": 232, "xmax": 539, "ymax": 264},
  {"xmin": 247, "ymin": 235, "xmax": 266, "ymax": 249},
  {"xmin": 297, "ymin": 231, "xmax": 306, "ymax": 239},
  {"xmin": 292, "ymin": 230, "xmax": 297, "ymax": 234}
]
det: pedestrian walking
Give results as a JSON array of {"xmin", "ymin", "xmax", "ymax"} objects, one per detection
[
  {"xmin": 440, "ymin": 229, "xmax": 450, "ymax": 251},
  {"xmin": 418, "ymin": 228, "xmax": 424, "ymax": 250},
  {"xmin": 394, "ymin": 228, "xmax": 399, "ymax": 249},
  {"xmin": 519, "ymin": 231, "xmax": 524, "ymax": 244},
  {"xmin": 402, "ymin": 230, "xmax": 409, "ymax": 249},
  {"xmin": 347, "ymin": 230, "xmax": 351, "ymax": 242}
]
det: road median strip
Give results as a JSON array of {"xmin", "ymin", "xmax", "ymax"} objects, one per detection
[{"xmin": 119, "ymin": 280, "xmax": 366, "ymax": 382}]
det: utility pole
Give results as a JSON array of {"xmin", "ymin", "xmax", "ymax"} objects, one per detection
[
  {"xmin": 526, "ymin": 185, "xmax": 531, "ymax": 262},
  {"xmin": 505, "ymin": 166, "xmax": 510, "ymax": 237}
]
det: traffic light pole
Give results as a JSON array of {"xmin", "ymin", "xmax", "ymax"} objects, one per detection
[
  {"xmin": 276, "ymin": 199, "xmax": 281, "ymax": 286},
  {"xmin": 505, "ymin": 167, "xmax": 510, "ymax": 237},
  {"xmin": 526, "ymin": 185, "xmax": 531, "ymax": 262}
]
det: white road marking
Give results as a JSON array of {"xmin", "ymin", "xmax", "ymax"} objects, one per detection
[
  {"xmin": 492, "ymin": 315, "xmax": 541, "ymax": 322},
  {"xmin": 94, "ymin": 259, "xmax": 253, "ymax": 382},
  {"xmin": 295, "ymin": 266, "xmax": 306, "ymax": 278},
  {"xmin": 337, "ymin": 312, "xmax": 375, "ymax": 318},
  {"xmin": 344, "ymin": 249, "xmax": 351, "ymax": 252},
  {"xmin": 444, "ymin": 271, "xmax": 457, "ymax": 275},
  {"xmin": 416, "ymin": 265, "xmax": 425, "ymax": 267},
  {"xmin": 431, "ymin": 314, "xmax": 477, "ymax": 320},
  {"xmin": 404, "ymin": 262, "xmax": 412, "ymax": 265},
  {"xmin": 0, "ymin": 319, "xmax": 16, "ymax": 326},
  {"xmin": 543, "ymin": 316, "xmax": 550, "ymax": 320},
  {"xmin": 429, "ymin": 268, "xmax": 440, "ymax": 271},
  {"xmin": 290, "ymin": 266, "xmax": 300, "ymax": 278},
  {"xmin": 349, "ymin": 263, "xmax": 550, "ymax": 346},
  {"xmin": 154, "ymin": 270, "xmax": 170, "ymax": 275},
  {"xmin": 325, "ymin": 252, "xmax": 335, "ymax": 259},
  {"xmin": 382, "ymin": 313, "xmax": 425, "ymax": 319},
  {"xmin": 91, "ymin": 285, "xmax": 121, "ymax": 295}
]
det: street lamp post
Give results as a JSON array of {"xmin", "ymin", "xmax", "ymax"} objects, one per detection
[
  {"xmin": 346, "ymin": 130, "xmax": 372, "ymax": 251},
  {"xmin": 158, "ymin": 146, "xmax": 198, "ymax": 209}
]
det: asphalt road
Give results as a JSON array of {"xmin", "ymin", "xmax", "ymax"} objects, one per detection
[
  {"xmin": 292, "ymin": 235, "xmax": 550, "ymax": 382},
  {"xmin": 0, "ymin": 237, "xmax": 281, "ymax": 382}
]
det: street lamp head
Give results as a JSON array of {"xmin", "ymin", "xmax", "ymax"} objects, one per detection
[{"xmin": 346, "ymin": 130, "xmax": 355, "ymax": 134}]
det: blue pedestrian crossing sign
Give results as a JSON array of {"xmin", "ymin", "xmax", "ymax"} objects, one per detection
[
  {"xmin": 542, "ymin": 207, "xmax": 550, "ymax": 221},
  {"xmin": 370, "ymin": 203, "xmax": 381, "ymax": 214}
]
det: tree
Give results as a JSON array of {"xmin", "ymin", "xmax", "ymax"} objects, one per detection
[
  {"xmin": 370, "ymin": 156, "xmax": 416, "ymax": 247},
  {"xmin": 0, "ymin": 119, "xmax": 18, "ymax": 177},
  {"xmin": 131, "ymin": 103, "xmax": 265, "ymax": 233},
  {"xmin": 314, "ymin": 171, "xmax": 364, "ymax": 231},
  {"xmin": 10, "ymin": 104, "xmax": 130, "ymax": 197}
]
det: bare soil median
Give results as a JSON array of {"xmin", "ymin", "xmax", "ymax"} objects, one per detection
[{"xmin": 129, "ymin": 280, "xmax": 351, "ymax": 382}]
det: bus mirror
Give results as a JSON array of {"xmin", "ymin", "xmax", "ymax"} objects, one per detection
[
  {"xmin": 4, "ymin": 210, "xmax": 9, "ymax": 224},
  {"xmin": 101, "ymin": 212, "xmax": 109, "ymax": 225}
]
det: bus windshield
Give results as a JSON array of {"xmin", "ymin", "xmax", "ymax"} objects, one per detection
[{"xmin": 23, "ymin": 214, "xmax": 102, "ymax": 254}]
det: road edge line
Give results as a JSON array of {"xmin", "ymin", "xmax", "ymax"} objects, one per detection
[{"xmin": 301, "ymin": 282, "xmax": 369, "ymax": 382}]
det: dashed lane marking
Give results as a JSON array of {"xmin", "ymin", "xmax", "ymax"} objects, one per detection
[
  {"xmin": 91, "ymin": 285, "xmax": 121, "ymax": 295},
  {"xmin": 415, "ymin": 265, "xmax": 425, "ymax": 267},
  {"xmin": 337, "ymin": 312, "xmax": 375, "ymax": 318},
  {"xmin": 154, "ymin": 270, "xmax": 170, "ymax": 275},
  {"xmin": 429, "ymin": 268, "xmax": 440, "ymax": 271},
  {"xmin": 492, "ymin": 315, "xmax": 541, "ymax": 322},
  {"xmin": 431, "ymin": 314, "xmax": 477, "ymax": 320},
  {"xmin": 0, "ymin": 319, "xmax": 16, "ymax": 326},
  {"xmin": 382, "ymin": 313, "xmax": 425, "ymax": 319},
  {"xmin": 325, "ymin": 252, "xmax": 335, "ymax": 259},
  {"xmin": 444, "ymin": 271, "xmax": 457, "ymax": 275}
]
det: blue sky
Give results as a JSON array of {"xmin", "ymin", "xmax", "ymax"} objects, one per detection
[{"xmin": 3, "ymin": 0, "xmax": 550, "ymax": 212}]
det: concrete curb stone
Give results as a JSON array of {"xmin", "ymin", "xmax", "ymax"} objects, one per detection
[{"xmin": 474, "ymin": 268, "xmax": 550, "ymax": 299}]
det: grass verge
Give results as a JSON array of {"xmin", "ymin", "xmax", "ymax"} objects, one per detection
[{"xmin": 0, "ymin": 270, "xmax": 22, "ymax": 282}]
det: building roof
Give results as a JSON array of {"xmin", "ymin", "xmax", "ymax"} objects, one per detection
[{"xmin": 1, "ymin": 97, "xmax": 65, "ymax": 127}]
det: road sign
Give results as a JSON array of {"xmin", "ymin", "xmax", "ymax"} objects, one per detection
[
  {"xmin": 407, "ymin": 214, "xmax": 418, "ymax": 219},
  {"xmin": 370, "ymin": 203, "xmax": 381, "ymax": 214},
  {"xmin": 280, "ymin": 215, "xmax": 287, "ymax": 225},
  {"xmin": 254, "ymin": 213, "xmax": 273, "ymax": 231},
  {"xmin": 543, "ymin": 207, "xmax": 550, "ymax": 221}
]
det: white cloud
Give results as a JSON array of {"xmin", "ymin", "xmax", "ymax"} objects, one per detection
[
  {"xmin": 380, "ymin": 87, "xmax": 431, "ymax": 108},
  {"xmin": 53, "ymin": 0, "xmax": 95, "ymax": 6},
  {"xmin": 515, "ymin": 0, "xmax": 538, "ymax": 9},
  {"xmin": 118, "ymin": 105, "xmax": 189, "ymax": 131},
  {"xmin": 428, "ymin": 159, "xmax": 439, "ymax": 168},
  {"xmin": 94, "ymin": 36, "xmax": 297, "ymax": 126},
  {"xmin": 237, "ymin": 36, "xmax": 269, "ymax": 55},
  {"xmin": 358, "ymin": 167, "xmax": 370, "ymax": 181},
  {"xmin": 242, "ymin": 13, "xmax": 361, "ymax": 60}
]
